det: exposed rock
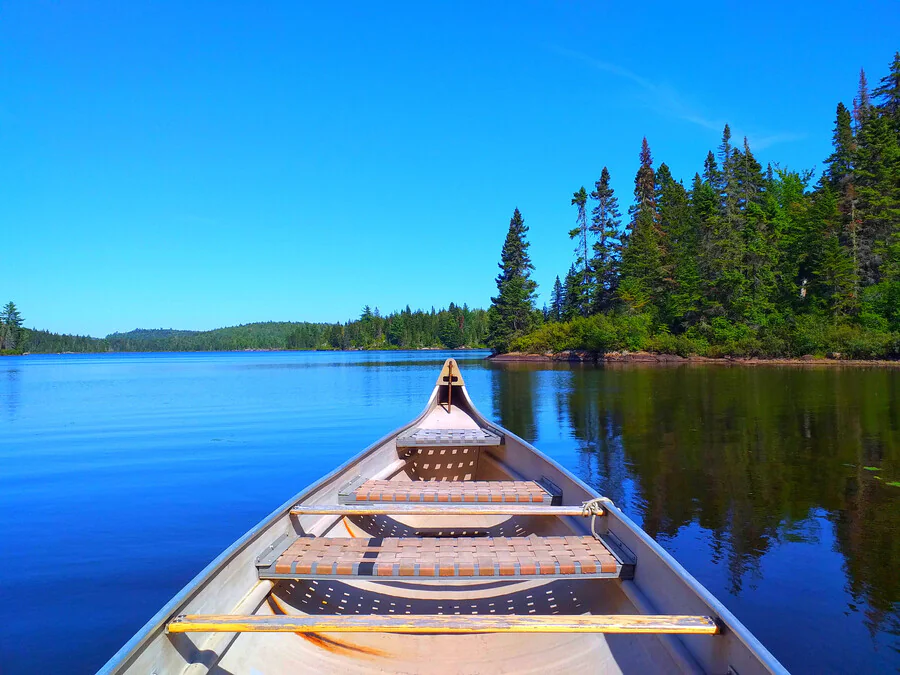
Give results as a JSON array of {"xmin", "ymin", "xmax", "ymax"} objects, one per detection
[
  {"xmin": 488, "ymin": 351, "xmax": 900, "ymax": 367},
  {"xmin": 487, "ymin": 352, "xmax": 551, "ymax": 362}
]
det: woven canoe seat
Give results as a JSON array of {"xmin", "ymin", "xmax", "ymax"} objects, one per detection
[
  {"xmin": 262, "ymin": 535, "xmax": 624, "ymax": 579},
  {"xmin": 396, "ymin": 427, "xmax": 502, "ymax": 447},
  {"xmin": 340, "ymin": 479, "xmax": 557, "ymax": 504}
]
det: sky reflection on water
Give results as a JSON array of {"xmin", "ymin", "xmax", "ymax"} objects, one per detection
[{"xmin": 0, "ymin": 352, "xmax": 897, "ymax": 673}]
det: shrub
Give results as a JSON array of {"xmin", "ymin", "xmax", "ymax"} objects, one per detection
[{"xmin": 508, "ymin": 311, "xmax": 899, "ymax": 360}]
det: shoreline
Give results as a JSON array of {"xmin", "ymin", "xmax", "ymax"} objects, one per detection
[
  {"xmin": 489, "ymin": 350, "xmax": 900, "ymax": 367},
  {"xmin": 6, "ymin": 347, "xmax": 492, "ymax": 357}
]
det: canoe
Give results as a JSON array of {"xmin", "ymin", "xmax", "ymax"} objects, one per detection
[{"xmin": 99, "ymin": 358, "xmax": 788, "ymax": 674}]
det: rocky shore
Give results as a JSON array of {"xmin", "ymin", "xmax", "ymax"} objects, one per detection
[{"xmin": 489, "ymin": 351, "xmax": 900, "ymax": 367}]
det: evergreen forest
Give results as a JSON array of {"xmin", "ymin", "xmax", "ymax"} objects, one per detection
[
  {"xmin": 489, "ymin": 53, "xmax": 900, "ymax": 359},
  {"xmin": 0, "ymin": 304, "xmax": 487, "ymax": 354}
]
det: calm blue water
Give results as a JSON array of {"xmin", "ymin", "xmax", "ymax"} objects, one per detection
[{"xmin": 1, "ymin": 351, "xmax": 898, "ymax": 674}]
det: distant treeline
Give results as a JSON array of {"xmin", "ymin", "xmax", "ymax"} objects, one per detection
[
  {"xmin": 487, "ymin": 52, "xmax": 900, "ymax": 359},
  {"xmin": 6, "ymin": 303, "xmax": 488, "ymax": 354}
]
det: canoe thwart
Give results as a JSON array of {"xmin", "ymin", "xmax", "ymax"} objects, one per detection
[
  {"xmin": 338, "ymin": 479, "xmax": 559, "ymax": 505},
  {"xmin": 258, "ymin": 534, "xmax": 632, "ymax": 580},
  {"xmin": 167, "ymin": 613, "xmax": 720, "ymax": 635},
  {"xmin": 396, "ymin": 427, "xmax": 502, "ymax": 447}
]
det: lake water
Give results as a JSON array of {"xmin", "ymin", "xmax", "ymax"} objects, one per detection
[{"xmin": 1, "ymin": 351, "xmax": 898, "ymax": 674}]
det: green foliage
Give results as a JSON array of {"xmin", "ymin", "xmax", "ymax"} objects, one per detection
[
  {"xmin": 619, "ymin": 138, "xmax": 664, "ymax": 313},
  {"xmin": 513, "ymin": 312, "xmax": 899, "ymax": 359},
  {"xmin": 6, "ymin": 304, "xmax": 488, "ymax": 354},
  {"xmin": 487, "ymin": 208, "xmax": 540, "ymax": 352},
  {"xmin": 548, "ymin": 276, "xmax": 564, "ymax": 322},
  {"xmin": 568, "ymin": 186, "xmax": 591, "ymax": 316},
  {"xmin": 589, "ymin": 166, "xmax": 622, "ymax": 312},
  {"xmin": 21, "ymin": 329, "xmax": 109, "ymax": 353},
  {"xmin": 518, "ymin": 51, "xmax": 900, "ymax": 361},
  {"xmin": 0, "ymin": 301, "xmax": 24, "ymax": 351}
]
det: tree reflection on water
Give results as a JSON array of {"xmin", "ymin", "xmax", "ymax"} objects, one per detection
[{"xmin": 488, "ymin": 362, "xmax": 899, "ymax": 665}]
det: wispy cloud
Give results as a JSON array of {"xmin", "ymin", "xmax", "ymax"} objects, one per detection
[
  {"xmin": 549, "ymin": 46, "xmax": 805, "ymax": 151},
  {"xmin": 749, "ymin": 132, "xmax": 808, "ymax": 151}
]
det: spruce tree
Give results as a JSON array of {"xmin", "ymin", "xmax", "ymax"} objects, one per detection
[
  {"xmin": 569, "ymin": 186, "xmax": 591, "ymax": 315},
  {"xmin": 656, "ymin": 164, "xmax": 700, "ymax": 324},
  {"xmin": 1, "ymin": 301, "xmax": 24, "ymax": 351},
  {"xmin": 827, "ymin": 103, "xmax": 855, "ymax": 185},
  {"xmin": 854, "ymin": 105, "xmax": 900, "ymax": 285},
  {"xmin": 549, "ymin": 276, "xmax": 564, "ymax": 322},
  {"xmin": 718, "ymin": 124, "xmax": 740, "ymax": 224},
  {"xmin": 701, "ymin": 127, "xmax": 748, "ymax": 319},
  {"xmin": 823, "ymin": 102, "xmax": 861, "ymax": 304},
  {"xmin": 589, "ymin": 167, "xmax": 622, "ymax": 313},
  {"xmin": 561, "ymin": 265, "xmax": 581, "ymax": 321},
  {"xmin": 853, "ymin": 69, "xmax": 872, "ymax": 128},
  {"xmin": 737, "ymin": 138, "xmax": 778, "ymax": 322},
  {"xmin": 487, "ymin": 208, "xmax": 540, "ymax": 352},
  {"xmin": 618, "ymin": 138, "xmax": 663, "ymax": 313},
  {"xmin": 814, "ymin": 195, "xmax": 859, "ymax": 316},
  {"xmin": 873, "ymin": 51, "xmax": 900, "ymax": 130}
]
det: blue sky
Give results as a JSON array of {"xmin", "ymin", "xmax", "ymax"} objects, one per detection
[{"xmin": 1, "ymin": 1, "xmax": 898, "ymax": 336}]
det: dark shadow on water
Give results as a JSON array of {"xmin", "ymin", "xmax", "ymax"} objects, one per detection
[
  {"xmin": 487, "ymin": 364, "xmax": 538, "ymax": 443},
  {"xmin": 487, "ymin": 361, "xmax": 900, "ymax": 662}
]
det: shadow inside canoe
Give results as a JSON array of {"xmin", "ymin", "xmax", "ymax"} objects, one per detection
[
  {"xmin": 336, "ymin": 514, "xmax": 565, "ymax": 539},
  {"xmin": 273, "ymin": 577, "xmax": 595, "ymax": 619},
  {"xmin": 166, "ymin": 631, "xmax": 238, "ymax": 675}
]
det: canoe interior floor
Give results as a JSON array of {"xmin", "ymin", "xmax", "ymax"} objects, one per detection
[{"xmin": 209, "ymin": 577, "xmax": 687, "ymax": 674}]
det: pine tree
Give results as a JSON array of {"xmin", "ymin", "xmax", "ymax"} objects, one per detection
[
  {"xmin": 561, "ymin": 264, "xmax": 581, "ymax": 321},
  {"xmin": 823, "ymin": 102, "xmax": 861, "ymax": 305},
  {"xmin": 718, "ymin": 124, "xmax": 739, "ymax": 224},
  {"xmin": 827, "ymin": 103, "xmax": 855, "ymax": 184},
  {"xmin": 737, "ymin": 138, "xmax": 778, "ymax": 322},
  {"xmin": 569, "ymin": 186, "xmax": 591, "ymax": 315},
  {"xmin": 812, "ymin": 187, "xmax": 859, "ymax": 316},
  {"xmin": 487, "ymin": 208, "xmax": 540, "ymax": 352},
  {"xmin": 1, "ymin": 301, "xmax": 24, "ymax": 351},
  {"xmin": 656, "ymin": 164, "xmax": 700, "ymax": 324},
  {"xmin": 700, "ymin": 127, "xmax": 748, "ymax": 319},
  {"xmin": 873, "ymin": 51, "xmax": 900, "ymax": 130},
  {"xmin": 854, "ymin": 104, "xmax": 900, "ymax": 285},
  {"xmin": 589, "ymin": 167, "xmax": 622, "ymax": 313},
  {"xmin": 853, "ymin": 69, "xmax": 872, "ymax": 128},
  {"xmin": 549, "ymin": 275, "xmax": 564, "ymax": 322},
  {"xmin": 618, "ymin": 138, "xmax": 663, "ymax": 313}
]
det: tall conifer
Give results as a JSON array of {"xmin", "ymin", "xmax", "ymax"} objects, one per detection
[
  {"xmin": 618, "ymin": 138, "xmax": 663, "ymax": 312},
  {"xmin": 569, "ymin": 186, "xmax": 591, "ymax": 315},
  {"xmin": 561, "ymin": 265, "xmax": 581, "ymax": 321},
  {"xmin": 487, "ymin": 208, "xmax": 539, "ymax": 352},
  {"xmin": 549, "ymin": 276, "xmax": 564, "ymax": 322},
  {"xmin": 657, "ymin": 165, "xmax": 699, "ymax": 323},
  {"xmin": 589, "ymin": 167, "xmax": 622, "ymax": 312},
  {"xmin": 873, "ymin": 52, "xmax": 900, "ymax": 130}
]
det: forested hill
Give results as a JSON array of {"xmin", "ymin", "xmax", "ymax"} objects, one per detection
[{"xmin": 10, "ymin": 304, "xmax": 488, "ymax": 354}]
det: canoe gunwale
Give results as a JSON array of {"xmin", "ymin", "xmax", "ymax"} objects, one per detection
[{"xmin": 97, "ymin": 387, "xmax": 442, "ymax": 675}]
